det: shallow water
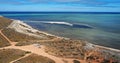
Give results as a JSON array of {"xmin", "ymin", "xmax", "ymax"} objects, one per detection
[{"xmin": 1, "ymin": 12, "xmax": 120, "ymax": 49}]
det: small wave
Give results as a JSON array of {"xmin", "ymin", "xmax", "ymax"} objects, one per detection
[
  {"xmin": 42, "ymin": 21, "xmax": 73, "ymax": 26},
  {"xmin": 26, "ymin": 21, "xmax": 73, "ymax": 26},
  {"xmin": 73, "ymin": 24, "xmax": 93, "ymax": 28},
  {"xmin": 25, "ymin": 21, "xmax": 93, "ymax": 29}
]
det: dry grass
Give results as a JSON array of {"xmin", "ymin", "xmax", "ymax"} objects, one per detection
[
  {"xmin": 0, "ymin": 49, "xmax": 28, "ymax": 63},
  {"xmin": 15, "ymin": 41, "xmax": 44, "ymax": 46},
  {"xmin": 13, "ymin": 54, "xmax": 55, "ymax": 63},
  {"xmin": 2, "ymin": 28, "xmax": 56, "ymax": 42},
  {"xmin": 0, "ymin": 34, "xmax": 10, "ymax": 47},
  {"xmin": 2, "ymin": 28, "xmax": 42, "ymax": 42},
  {"xmin": 15, "ymin": 39, "xmax": 57, "ymax": 46},
  {"xmin": 0, "ymin": 17, "xmax": 12, "ymax": 29}
]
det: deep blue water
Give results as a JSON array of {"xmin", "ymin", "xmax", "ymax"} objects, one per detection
[{"xmin": 0, "ymin": 12, "xmax": 120, "ymax": 49}]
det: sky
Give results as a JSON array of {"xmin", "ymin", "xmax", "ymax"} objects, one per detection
[{"xmin": 0, "ymin": 0, "xmax": 120, "ymax": 12}]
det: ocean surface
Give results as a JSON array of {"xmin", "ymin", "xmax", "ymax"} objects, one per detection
[{"xmin": 0, "ymin": 12, "xmax": 120, "ymax": 49}]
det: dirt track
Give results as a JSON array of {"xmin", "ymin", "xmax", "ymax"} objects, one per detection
[{"xmin": 0, "ymin": 29, "xmax": 76, "ymax": 63}]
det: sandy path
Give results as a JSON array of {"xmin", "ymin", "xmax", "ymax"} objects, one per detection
[
  {"xmin": 0, "ymin": 28, "xmax": 90, "ymax": 63},
  {"xmin": 0, "ymin": 29, "xmax": 80, "ymax": 63},
  {"xmin": 3, "ymin": 45, "xmax": 65, "ymax": 63},
  {"xmin": 0, "ymin": 28, "xmax": 96, "ymax": 63},
  {"xmin": 0, "ymin": 29, "xmax": 12, "ymax": 45},
  {"xmin": 0, "ymin": 29, "xmax": 66, "ymax": 63},
  {"xmin": 0, "ymin": 29, "xmax": 17, "ymax": 46}
]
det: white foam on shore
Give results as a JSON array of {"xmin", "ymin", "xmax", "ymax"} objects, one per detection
[
  {"xmin": 0, "ymin": 15, "xmax": 3, "ymax": 17},
  {"xmin": 95, "ymin": 45, "xmax": 120, "ymax": 53},
  {"xmin": 83, "ymin": 43, "xmax": 96, "ymax": 51}
]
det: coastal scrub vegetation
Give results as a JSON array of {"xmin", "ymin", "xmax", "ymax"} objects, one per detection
[
  {"xmin": 45, "ymin": 39, "xmax": 86, "ymax": 59},
  {"xmin": 2, "ymin": 28, "xmax": 56, "ymax": 43},
  {"xmin": 73, "ymin": 60, "xmax": 80, "ymax": 63},
  {"xmin": 44, "ymin": 39, "xmax": 120, "ymax": 63},
  {"xmin": 2, "ymin": 28, "xmax": 42, "ymax": 42}
]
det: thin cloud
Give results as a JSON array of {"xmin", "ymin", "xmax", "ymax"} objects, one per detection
[
  {"xmin": 0, "ymin": 0, "xmax": 22, "ymax": 4},
  {"xmin": 0, "ymin": 0, "xmax": 120, "ymax": 7}
]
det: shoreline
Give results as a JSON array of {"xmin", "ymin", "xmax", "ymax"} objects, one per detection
[
  {"xmin": 9, "ymin": 19, "xmax": 120, "ymax": 52},
  {"xmin": 1, "ymin": 16, "xmax": 119, "ymax": 52},
  {"xmin": 0, "ymin": 15, "xmax": 3, "ymax": 17},
  {"xmin": 10, "ymin": 19, "xmax": 70, "ymax": 39}
]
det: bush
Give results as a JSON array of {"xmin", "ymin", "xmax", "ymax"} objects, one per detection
[{"xmin": 73, "ymin": 60, "xmax": 80, "ymax": 63}]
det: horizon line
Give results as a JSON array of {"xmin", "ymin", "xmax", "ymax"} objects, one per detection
[{"xmin": 0, "ymin": 11, "xmax": 120, "ymax": 14}]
